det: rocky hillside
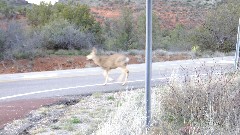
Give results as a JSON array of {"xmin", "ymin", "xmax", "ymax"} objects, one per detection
[{"xmin": 59, "ymin": 0, "xmax": 225, "ymax": 29}]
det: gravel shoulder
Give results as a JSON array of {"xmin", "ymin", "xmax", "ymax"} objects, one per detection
[{"xmin": 0, "ymin": 92, "xmax": 124, "ymax": 135}]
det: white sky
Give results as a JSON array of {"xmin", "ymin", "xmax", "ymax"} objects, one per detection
[{"xmin": 27, "ymin": 0, "xmax": 58, "ymax": 5}]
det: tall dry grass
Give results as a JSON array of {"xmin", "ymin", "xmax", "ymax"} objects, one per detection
[
  {"xmin": 95, "ymin": 67, "xmax": 240, "ymax": 135},
  {"xmin": 152, "ymin": 69, "xmax": 240, "ymax": 135},
  {"xmin": 95, "ymin": 90, "xmax": 146, "ymax": 135}
]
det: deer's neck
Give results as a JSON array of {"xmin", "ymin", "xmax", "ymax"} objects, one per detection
[{"xmin": 92, "ymin": 56, "xmax": 102, "ymax": 67}]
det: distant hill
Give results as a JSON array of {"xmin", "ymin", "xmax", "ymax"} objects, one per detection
[
  {"xmin": 2, "ymin": 0, "xmax": 29, "ymax": 7},
  {"xmin": 0, "ymin": 0, "xmax": 227, "ymax": 29},
  {"xmin": 58, "ymin": 0, "xmax": 226, "ymax": 29},
  {"xmin": 59, "ymin": 0, "xmax": 224, "ymax": 7}
]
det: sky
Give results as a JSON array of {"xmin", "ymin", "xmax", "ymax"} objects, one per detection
[{"xmin": 27, "ymin": 0, "xmax": 58, "ymax": 5}]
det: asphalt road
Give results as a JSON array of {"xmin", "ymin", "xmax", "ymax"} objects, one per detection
[{"xmin": 0, "ymin": 56, "xmax": 236, "ymax": 102}]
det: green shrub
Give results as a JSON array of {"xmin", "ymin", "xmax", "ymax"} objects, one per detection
[
  {"xmin": 136, "ymin": 11, "xmax": 162, "ymax": 50},
  {"xmin": 191, "ymin": 0, "xmax": 240, "ymax": 52},
  {"xmin": 39, "ymin": 19, "xmax": 93, "ymax": 50},
  {"xmin": 27, "ymin": 2, "xmax": 101, "ymax": 32},
  {"xmin": 0, "ymin": 29, "xmax": 5, "ymax": 60},
  {"xmin": 26, "ymin": 2, "xmax": 104, "ymax": 50},
  {"xmin": 70, "ymin": 117, "xmax": 81, "ymax": 124},
  {"xmin": 27, "ymin": 2, "xmax": 53, "ymax": 26},
  {"xmin": 103, "ymin": 8, "xmax": 138, "ymax": 51},
  {"xmin": 54, "ymin": 49, "xmax": 84, "ymax": 55},
  {"xmin": 2, "ymin": 21, "xmax": 43, "ymax": 60}
]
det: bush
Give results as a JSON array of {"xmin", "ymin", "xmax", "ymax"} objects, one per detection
[
  {"xmin": 56, "ymin": 3, "xmax": 96, "ymax": 31},
  {"xmin": 26, "ymin": 2, "xmax": 53, "ymax": 26},
  {"xmin": 155, "ymin": 69, "xmax": 240, "ymax": 134},
  {"xmin": 0, "ymin": 28, "xmax": 6, "ymax": 59},
  {"xmin": 104, "ymin": 12, "xmax": 192, "ymax": 51},
  {"xmin": 103, "ymin": 8, "xmax": 138, "ymax": 51},
  {"xmin": 136, "ymin": 11, "xmax": 162, "ymax": 50},
  {"xmin": 159, "ymin": 24, "xmax": 192, "ymax": 51},
  {"xmin": 3, "ymin": 21, "xmax": 26, "ymax": 59},
  {"xmin": 27, "ymin": 2, "xmax": 103, "ymax": 49},
  {"xmin": 0, "ymin": 1, "xmax": 16, "ymax": 19},
  {"xmin": 39, "ymin": 19, "xmax": 94, "ymax": 50},
  {"xmin": 27, "ymin": 2, "xmax": 101, "ymax": 32},
  {"xmin": 191, "ymin": 0, "xmax": 240, "ymax": 52},
  {"xmin": 1, "ymin": 21, "xmax": 43, "ymax": 60}
]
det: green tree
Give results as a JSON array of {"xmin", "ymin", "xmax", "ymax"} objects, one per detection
[
  {"xmin": 27, "ymin": 2, "xmax": 98, "ymax": 31},
  {"xmin": 0, "ymin": 1, "xmax": 7, "ymax": 12},
  {"xmin": 104, "ymin": 8, "xmax": 137, "ymax": 51},
  {"xmin": 27, "ymin": 2, "xmax": 53, "ymax": 26},
  {"xmin": 191, "ymin": 0, "xmax": 240, "ymax": 52},
  {"xmin": 0, "ymin": 29, "xmax": 5, "ymax": 60},
  {"xmin": 136, "ymin": 11, "xmax": 161, "ymax": 50},
  {"xmin": 0, "ymin": 1, "xmax": 16, "ymax": 19},
  {"xmin": 27, "ymin": 2, "xmax": 103, "ymax": 47},
  {"xmin": 61, "ymin": 4, "xmax": 96, "ymax": 31}
]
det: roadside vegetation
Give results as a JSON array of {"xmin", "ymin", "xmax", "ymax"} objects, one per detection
[
  {"xmin": 0, "ymin": 0, "xmax": 239, "ymax": 61},
  {"xmin": 1, "ymin": 66, "xmax": 239, "ymax": 134}
]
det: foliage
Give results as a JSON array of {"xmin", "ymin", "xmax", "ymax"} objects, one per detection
[
  {"xmin": 0, "ymin": 29, "xmax": 6, "ymax": 60},
  {"xmin": 103, "ymin": 8, "xmax": 137, "ymax": 51},
  {"xmin": 56, "ymin": 3, "xmax": 96, "ymax": 31},
  {"xmin": 0, "ymin": 21, "xmax": 43, "ymax": 60},
  {"xmin": 0, "ymin": 1, "xmax": 16, "ymax": 19},
  {"xmin": 155, "ymin": 69, "xmax": 240, "ymax": 134},
  {"xmin": 102, "ymin": 8, "xmax": 193, "ymax": 51},
  {"xmin": 0, "ymin": 0, "xmax": 28, "ymax": 19},
  {"xmin": 26, "ymin": 2, "xmax": 103, "ymax": 48},
  {"xmin": 39, "ymin": 19, "xmax": 94, "ymax": 50},
  {"xmin": 27, "ymin": 2, "xmax": 100, "ymax": 32},
  {"xmin": 161, "ymin": 24, "xmax": 192, "ymax": 51},
  {"xmin": 26, "ymin": 2, "xmax": 53, "ymax": 26},
  {"xmin": 135, "ymin": 11, "xmax": 162, "ymax": 50},
  {"xmin": 0, "ymin": 1, "xmax": 7, "ymax": 12},
  {"xmin": 3, "ymin": 21, "xmax": 26, "ymax": 59},
  {"xmin": 191, "ymin": 0, "xmax": 240, "ymax": 52}
]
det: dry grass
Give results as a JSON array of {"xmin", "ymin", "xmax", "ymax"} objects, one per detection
[
  {"xmin": 93, "ymin": 67, "xmax": 240, "ymax": 135},
  {"xmin": 150, "ymin": 69, "xmax": 240, "ymax": 135}
]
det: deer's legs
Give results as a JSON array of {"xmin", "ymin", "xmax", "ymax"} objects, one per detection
[
  {"xmin": 117, "ymin": 69, "xmax": 125, "ymax": 82},
  {"xmin": 103, "ymin": 70, "xmax": 113, "ymax": 85},
  {"xmin": 103, "ymin": 70, "xmax": 108, "ymax": 85},
  {"xmin": 119, "ymin": 67, "xmax": 129, "ymax": 85},
  {"xmin": 122, "ymin": 69, "xmax": 129, "ymax": 85}
]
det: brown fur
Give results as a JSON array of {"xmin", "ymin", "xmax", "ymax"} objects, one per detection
[{"xmin": 86, "ymin": 48, "xmax": 129, "ymax": 85}]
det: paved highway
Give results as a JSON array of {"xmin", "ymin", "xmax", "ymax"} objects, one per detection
[{"xmin": 0, "ymin": 56, "xmax": 235, "ymax": 102}]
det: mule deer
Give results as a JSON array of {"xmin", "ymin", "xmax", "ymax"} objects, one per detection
[{"xmin": 86, "ymin": 48, "xmax": 129, "ymax": 85}]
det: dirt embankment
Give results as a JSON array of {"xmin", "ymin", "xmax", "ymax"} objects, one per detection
[{"xmin": 0, "ymin": 54, "xmax": 191, "ymax": 74}]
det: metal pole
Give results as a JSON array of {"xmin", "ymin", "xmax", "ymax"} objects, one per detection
[
  {"xmin": 235, "ymin": 18, "xmax": 240, "ymax": 70},
  {"xmin": 145, "ymin": 0, "xmax": 152, "ymax": 129}
]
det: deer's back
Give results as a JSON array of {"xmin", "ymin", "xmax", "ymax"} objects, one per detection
[{"xmin": 99, "ymin": 54, "xmax": 128, "ymax": 70}]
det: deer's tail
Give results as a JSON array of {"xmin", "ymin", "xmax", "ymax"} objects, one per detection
[{"xmin": 125, "ymin": 57, "xmax": 130, "ymax": 63}]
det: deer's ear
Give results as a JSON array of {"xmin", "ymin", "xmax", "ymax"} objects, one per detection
[{"xmin": 92, "ymin": 47, "xmax": 97, "ymax": 53}]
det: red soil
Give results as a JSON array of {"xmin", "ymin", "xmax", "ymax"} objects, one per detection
[{"xmin": 0, "ymin": 54, "xmax": 190, "ymax": 74}]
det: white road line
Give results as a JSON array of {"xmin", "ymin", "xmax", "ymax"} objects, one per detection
[
  {"xmin": 219, "ymin": 60, "xmax": 234, "ymax": 64},
  {"xmin": 23, "ymin": 74, "xmax": 58, "ymax": 79},
  {"xmin": 0, "ymin": 72, "xmax": 226, "ymax": 101},
  {"xmin": 0, "ymin": 77, "xmax": 167, "ymax": 101}
]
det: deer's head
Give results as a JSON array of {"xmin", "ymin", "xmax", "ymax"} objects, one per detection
[{"xmin": 86, "ymin": 47, "xmax": 97, "ymax": 60}]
